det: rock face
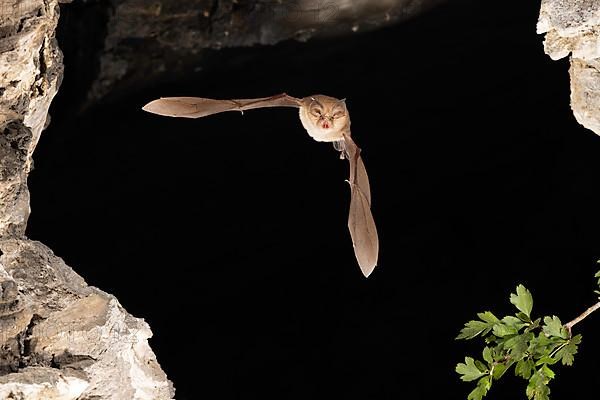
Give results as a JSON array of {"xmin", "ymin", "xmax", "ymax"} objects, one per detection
[
  {"xmin": 0, "ymin": 240, "xmax": 174, "ymax": 399},
  {"xmin": 0, "ymin": 0, "xmax": 63, "ymax": 236},
  {"xmin": 538, "ymin": 0, "xmax": 600, "ymax": 135},
  {"xmin": 0, "ymin": 0, "xmax": 174, "ymax": 398}
]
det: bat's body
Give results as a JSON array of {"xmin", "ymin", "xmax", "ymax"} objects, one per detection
[{"xmin": 143, "ymin": 93, "xmax": 379, "ymax": 277}]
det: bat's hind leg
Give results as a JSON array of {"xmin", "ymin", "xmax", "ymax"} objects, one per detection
[{"xmin": 333, "ymin": 139, "xmax": 347, "ymax": 159}]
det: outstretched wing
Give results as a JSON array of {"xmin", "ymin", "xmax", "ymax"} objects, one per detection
[
  {"xmin": 142, "ymin": 93, "xmax": 302, "ymax": 118},
  {"xmin": 343, "ymin": 132, "xmax": 379, "ymax": 277}
]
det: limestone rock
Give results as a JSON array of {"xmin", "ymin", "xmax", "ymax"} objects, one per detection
[
  {"xmin": 0, "ymin": 0, "xmax": 63, "ymax": 236},
  {"xmin": 0, "ymin": 239, "xmax": 174, "ymax": 400},
  {"xmin": 538, "ymin": 0, "xmax": 600, "ymax": 135},
  {"xmin": 0, "ymin": 368, "xmax": 89, "ymax": 400},
  {"xmin": 569, "ymin": 57, "xmax": 600, "ymax": 135}
]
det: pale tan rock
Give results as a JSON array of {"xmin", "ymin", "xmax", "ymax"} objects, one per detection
[
  {"xmin": 0, "ymin": 367, "xmax": 89, "ymax": 400},
  {"xmin": 538, "ymin": 0, "xmax": 600, "ymax": 135},
  {"xmin": 0, "ymin": 0, "xmax": 63, "ymax": 236},
  {"xmin": 0, "ymin": 240, "xmax": 175, "ymax": 399},
  {"xmin": 569, "ymin": 58, "xmax": 600, "ymax": 134}
]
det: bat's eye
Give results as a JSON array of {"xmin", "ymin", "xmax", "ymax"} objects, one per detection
[
  {"xmin": 311, "ymin": 108, "xmax": 322, "ymax": 117},
  {"xmin": 333, "ymin": 111, "xmax": 345, "ymax": 119}
]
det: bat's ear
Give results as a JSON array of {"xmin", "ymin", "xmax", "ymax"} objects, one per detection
[{"xmin": 339, "ymin": 98, "xmax": 347, "ymax": 105}]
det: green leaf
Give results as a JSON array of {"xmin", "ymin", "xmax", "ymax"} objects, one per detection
[
  {"xmin": 493, "ymin": 316, "xmax": 527, "ymax": 337},
  {"xmin": 474, "ymin": 359, "xmax": 488, "ymax": 372},
  {"xmin": 541, "ymin": 364, "xmax": 555, "ymax": 379},
  {"xmin": 468, "ymin": 376, "xmax": 491, "ymax": 400},
  {"xmin": 456, "ymin": 357, "xmax": 487, "ymax": 382},
  {"xmin": 492, "ymin": 322, "xmax": 518, "ymax": 337},
  {"xmin": 502, "ymin": 313, "xmax": 527, "ymax": 330},
  {"xmin": 515, "ymin": 358, "xmax": 534, "ymax": 380},
  {"xmin": 517, "ymin": 312, "xmax": 532, "ymax": 323},
  {"xmin": 482, "ymin": 347, "xmax": 493, "ymax": 364},
  {"xmin": 529, "ymin": 332, "xmax": 562, "ymax": 359},
  {"xmin": 526, "ymin": 367, "xmax": 553, "ymax": 400},
  {"xmin": 492, "ymin": 362, "xmax": 509, "ymax": 380},
  {"xmin": 535, "ymin": 356, "xmax": 558, "ymax": 366},
  {"xmin": 503, "ymin": 332, "xmax": 533, "ymax": 360},
  {"xmin": 457, "ymin": 320, "xmax": 494, "ymax": 340},
  {"xmin": 595, "ymin": 270, "xmax": 600, "ymax": 287},
  {"xmin": 526, "ymin": 318, "xmax": 541, "ymax": 332},
  {"xmin": 510, "ymin": 285, "xmax": 533, "ymax": 318},
  {"xmin": 503, "ymin": 315, "xmax": 526, "ymax": 327},
  {"xmin": 484, "ymin": 335, "xmax": 498, "ymax": 345},
  {"xmin": 554, "ymin": 334, "xmax": 581, "ymax": 366},
  {"xmin": 477, "ymin": 311, "xmax": 500, "ymax": 324},
  {"xmin": 542, "ymin": 316, "xmax": 568, "ymax": 339},
  {"xmin": 531, "ymin": 331, "xmax": 553, "ymax": 347}
]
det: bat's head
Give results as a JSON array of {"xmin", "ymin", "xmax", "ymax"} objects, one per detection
[{"xmin": 299, "ymin": 95, "xmax": 350, "ymax": 142}]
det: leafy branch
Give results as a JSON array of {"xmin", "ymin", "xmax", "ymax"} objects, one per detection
[{"xmin": 455, "ymin": 270, "xmax": 600, "ymax": 400}]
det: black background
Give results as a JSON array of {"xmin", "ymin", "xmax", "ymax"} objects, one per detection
[{"xmin": 26, "ymin": 0, "xmax": 600, "ymax": 399}]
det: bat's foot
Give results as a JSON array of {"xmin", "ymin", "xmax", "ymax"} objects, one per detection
[{"xmin": 333, "ymin": 140, "xmax": 346, "ymax": 159}]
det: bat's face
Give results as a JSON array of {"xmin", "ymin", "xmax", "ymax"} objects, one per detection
[{"xmin": 299, "ymin": 95, "xmax": 350, "ymax": 142}]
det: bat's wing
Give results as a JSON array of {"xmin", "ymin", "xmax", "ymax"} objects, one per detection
[
  {"xmin": 343, "ymin": 133, "xmax": 379, "ymax": 277},
  {"xmin": 142, "ymin": 93, "xmax": 302, "ymax": 118}
]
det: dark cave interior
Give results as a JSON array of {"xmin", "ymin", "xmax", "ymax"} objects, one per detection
[{"xmin": 24, "ymin": 1, "xmax": 600, "ymax": 399}]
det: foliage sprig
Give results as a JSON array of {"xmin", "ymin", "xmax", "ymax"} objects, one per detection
[{"xmin": 455, "ymin": 270, "xmax": 600, "ymax": 400}]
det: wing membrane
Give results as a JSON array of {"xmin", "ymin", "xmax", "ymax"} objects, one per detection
[
  {"xmin": 142, "ymin": 93, "xmax": 302, "ymax": 118},
  {"xmin": 343, "ymin": 133, "xmax": 379, "ymax": 276}
]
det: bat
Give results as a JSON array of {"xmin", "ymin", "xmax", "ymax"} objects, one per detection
[{"xmin": 142, "ymin": 93, "xmax": 379, "ymax": 277}]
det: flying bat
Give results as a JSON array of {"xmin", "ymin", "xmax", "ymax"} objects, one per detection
[{"xmin": 142, "ymin": 93, "xmax": 379, "ymax": 277}]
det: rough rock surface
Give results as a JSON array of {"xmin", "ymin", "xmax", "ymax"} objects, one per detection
[
  {"xmin": 538, "ymin": 0, "xmax": 600, "ymax": 134},
  {"xmin": 0, "ymin": 0, "xmax": 174, "ymax": 398},
  {"xmin": 0, "ymin": 240, "xmax": 174, "ymax": 399},
  {"xmin": 0, "ymin": 0, "xmax": 63, "ymax": 236}
]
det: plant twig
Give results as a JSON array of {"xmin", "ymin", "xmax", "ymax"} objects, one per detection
[{"xmin": 565, "ymin": 301, "xmax": 600, "ymax": 335}]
